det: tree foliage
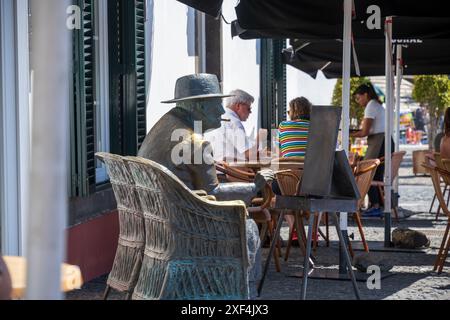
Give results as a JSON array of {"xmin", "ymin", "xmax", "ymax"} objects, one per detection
[
  {"xmin": 331, "ymin": 77, "xmax": 370, "ymax": 127},
  {"xmin": 412, "ymin": 75, "xmax": 450, "ymax": 120},
  {"xmin": 412, "ymin": 75, "xmax": 450, "ymax": 149}
]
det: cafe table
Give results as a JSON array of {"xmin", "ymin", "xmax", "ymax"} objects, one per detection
[
  {"xmin": 227, "ymin": 159, "xmax": 304, "ymax": 171},
  {"xmin": 258, "ymin": 196, "xmax": 361, "ymax": 300},
  {"xmin": 4, "ymin": 256, "xmax": 83, "ymax": 299}
]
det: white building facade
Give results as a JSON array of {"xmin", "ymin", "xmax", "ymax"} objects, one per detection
[{"xmin": 0, "ymin": 0, "xmax": 336, "ymax": 279}]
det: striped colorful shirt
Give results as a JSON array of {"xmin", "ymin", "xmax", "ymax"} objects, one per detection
[{"xmin": 278, "ymin": 119, "xmax": 310, "ymax": 159}]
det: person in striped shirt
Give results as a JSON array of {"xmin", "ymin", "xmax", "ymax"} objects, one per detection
[
  {"xmin": 278, "ymin": 97, "xmax": 311, "ymax": 159},
  {"xmin": 274, "ymin": 97, "xmax": 311, "ymax": 246}
]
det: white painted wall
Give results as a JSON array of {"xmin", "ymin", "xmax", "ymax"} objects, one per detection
[
  {"xmin": 221, "ymin": 0, "xmax": 260, "ymax": 140},
  {"xmin": 147, "ymin": 0, "xmax": 336, "ymax": 137},
  {"xmin": 147, "ymin": 0, "xmax": 261, "ymax": 140},
  {"xmin": 287, "ymin": 66, "xmax": 337, "ymax": 113},
  {"xmin": 147, "ymin": 0, "xmax": 197, "ymax": 130}
]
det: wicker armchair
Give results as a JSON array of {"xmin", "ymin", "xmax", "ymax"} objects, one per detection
[
  {"xmin": 124, "ymin": 156, "xmax": 249, "ymax": 300},
  {"xmin": 95, "ymin": 152, "xmax": 145, "ymax": 300}
]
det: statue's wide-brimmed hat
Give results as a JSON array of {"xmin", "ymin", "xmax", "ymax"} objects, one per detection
[{"xmin": 161, "ymin": 74, "xmax": 233, "ymax": 103}]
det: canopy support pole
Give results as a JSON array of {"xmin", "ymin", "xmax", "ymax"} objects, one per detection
[
  {"xmin": 338, "ymin": 0, "xmax": 352, "ymax": 273},
  {"xmin": 394, "ymin": 45, "xmax": 403, "ymax": 194},
  {"xmin": 26, "ymin": 0, "xmax": 70, "ymax": 299},
  {"xmin": 384, "ymin": 17, "xmax": 393, "ymax": 247}
]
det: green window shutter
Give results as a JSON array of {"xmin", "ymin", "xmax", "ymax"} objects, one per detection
[
  {"xmin": 108, "ymin": 0, "xmax": 123, "ymax": 156},
  {"xmin": 71, "ymin": 0, "xmax": 96, "ymax": 197},
  {"xmin": 109, "ymin": 0, "xmax": 146, "ymax": 156},
  {"xmin": 261, "ymin": 39, "xmax": 275, "ymax": 140},
  {"xmin": 274, "ymin": 39, "xmax": 287, "ymax": 124},
  {"xmin": 260, "ymin": 39, "xmax": 287, "ymax": 142},
  {"xmin": 135, "ymin": 0, "xmax": 147, "ymax": 151}
]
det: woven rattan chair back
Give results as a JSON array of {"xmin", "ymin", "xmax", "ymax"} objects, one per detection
[
  {"xmin": 355, "ymin": 159, "xmax": 381, "ymax": 209},
  {"xmin": 275, "ymin": 171, "xmax": 302, "ymax": 196},
  {"xmin": 95, "ymin": 152, "xmax": 145, "ymax": 299},
  {"xmin": 435, "ymin": 152, "xmax": 450, "ymax": 185},
  {"xmin": 391, "ymin": 151, "xmax": 406, "ymax": 183},
  {"xmin": 428, "ymin": 164, "xmax": 450, "ymax": 218},
  {"xmin": 124, "ymin": 156, "xmax": 249, "ymax": 300},
  {"xmin": 441, "ymin": 158, "xmax": 450, "ymax": 175}
]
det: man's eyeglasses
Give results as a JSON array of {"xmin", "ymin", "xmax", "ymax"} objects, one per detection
[{"xmin": 241, "ymin": 103, "xmax": 252, "ymax": 112}]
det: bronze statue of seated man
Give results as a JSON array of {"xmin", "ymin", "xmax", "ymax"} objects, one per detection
[{"xmin": 138, "ymin": 74, "xmax": 274, "ymax": 299}]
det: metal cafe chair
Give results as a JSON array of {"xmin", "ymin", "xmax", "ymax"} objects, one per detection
[
  {"xmin": 370, "ymin": 151, "xmax": 406, "ymax": 221},
  {"xmin": 351, "ymin": 158, "xmax": 381, "ymax": 254},
  {"xmin": 423, "ymin": 162, "xmax": 450, "ymax": 274}
]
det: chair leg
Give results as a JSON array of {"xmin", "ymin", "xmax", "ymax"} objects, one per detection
[
  {"xmin": 393, "ymin": 207, "xmax": 400, "ymax": 222},
  {"xmin": 317, "ymin": 228, "xmax": 328, "ymax": 245},
  {"xmin": 354, "ymin": 211, "xmax": 369, "ymax": 252},
  {"xmin": 284, "ymin": 225, "xmax": 294, "ymax": 262},
  {"xmin": 435, "ymin": 222, "xmax": 450, "ymax": 272},
  {"xmin": 273, "ymin": 215, "xmax": 282, "ymax": 258},
  {"xmin": 347, "ymin": 238, "xmax": 355, "ymax": 258},
  {"xmin": 299, "ymin": 212, "xmax": 308, "ymax": 244},
  {"xmin": 429, "ymin": 193, "xmax": 436, "ymax": 213},
  {"xmin": 438, "ymin": 229, "xmax": 450, "ymax": 274},
  {"xmin": 285, "ymin": 211, "xmax": 305, "ymax": 262},
  {"xmin": 378, "ymin": 186, "xmax": 385, "ymax": 207},
  {"xmin": 103, "ymin": 285, "xmax": 111, "ymax": 300},
  {"xmin": 437, "ymin": 185, "xmax": 448, "ymax": 220},
  {"xmin": 447, "ymin": 187, "xmax": 450, "ymax": 207},
  {"xmin": 259, "ymin": 223, "xmax": 268, "ymax": 243},
  {"xmin": 267, "ymin": 219, "xmax": 281, "ymax": 273},
  {"xmin": 295, "ymin": 212, "xmax": 307, "ymax": 257}
]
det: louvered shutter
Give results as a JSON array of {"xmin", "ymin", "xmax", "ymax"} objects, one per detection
[
  {"xmin": 71, "ymin": 0, "xmax": 96, "ymax": 197},
  {"xmin": 109, "ymin": 0, "xmax": 146, "ymax": 156},
  {"xmin": 135, "ymin": 0, "xmax": 147, "ymax": 151},
  {"xmin": 274, "ymin": 39, "xmax": 287, "ymax": 125},
  {"xmin": 260, "ymin": 39, "xmax": 287, "ymax": 142}
]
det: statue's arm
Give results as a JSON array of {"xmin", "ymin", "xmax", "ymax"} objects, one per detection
[
  {"xmin": 209, "ymin": 182, "xmax": 258, "ymax": 205},
  {"xmin": 188, "ymin": 140, "xmax": 259, "ymax": 205}
]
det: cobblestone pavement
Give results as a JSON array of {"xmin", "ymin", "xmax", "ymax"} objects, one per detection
[{"xmin": 67, "ymin": 145, "xmax": 450, "ymax": 300}]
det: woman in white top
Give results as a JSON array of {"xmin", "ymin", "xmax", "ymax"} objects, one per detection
[{"xmin": 351, "ymin": 83, "xmax": 394, "ymax": 216}]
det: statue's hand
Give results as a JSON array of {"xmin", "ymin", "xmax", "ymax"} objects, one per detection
[{"xmin": 254, "ymin": 169, "xmax": 275, "ymax": 192}]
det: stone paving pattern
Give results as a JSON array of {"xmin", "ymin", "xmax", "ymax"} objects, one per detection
[{"xmin": 66, "ymin": 145, "xmax": 450, "ymax": 300}]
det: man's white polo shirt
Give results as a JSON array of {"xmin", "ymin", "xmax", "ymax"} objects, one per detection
[{"xmin": 204, "ymin": 108, "xmax": 252, "ymax": 162}]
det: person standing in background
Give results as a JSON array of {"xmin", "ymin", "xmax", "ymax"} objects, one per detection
[{"xmin": 351, "ymin": 83, "xmax": 394, "ymax": 217}]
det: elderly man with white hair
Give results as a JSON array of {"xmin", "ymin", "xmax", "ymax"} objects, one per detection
[{"xmin": 205, "ymin": 89, "xmax": 257, "ymax": 162}]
